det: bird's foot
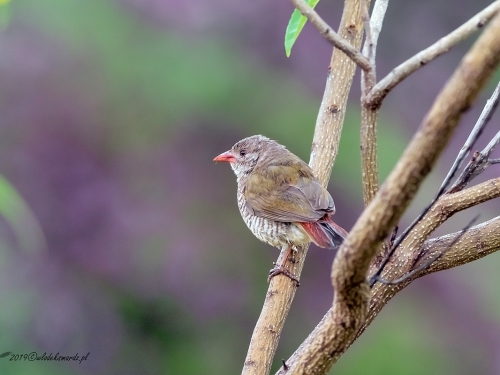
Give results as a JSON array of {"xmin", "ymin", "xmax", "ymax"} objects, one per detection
[
  {"xmin": 285, "ymin": 248, "xmax": 297, "ymax": 264},
  {"xmin": 268, "ymin": 265, "xmax": 300, "ymax": 287}
]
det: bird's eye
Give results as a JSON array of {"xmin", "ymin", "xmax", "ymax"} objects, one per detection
[{"xmin": 239, "ymin": 149, "xmax": 247, "ymax": 156}]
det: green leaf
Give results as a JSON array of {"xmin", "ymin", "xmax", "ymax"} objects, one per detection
[
  {"xmin": 0, "ymin": 0, "xmax": 10, "ymax": 30},
  {"xmin": 284, "ymin": 0, "xmax": 320, "ymax": 57},
  {"xmin": 0, "ymin": 175, "xmax": 46, "ymax": 253}
]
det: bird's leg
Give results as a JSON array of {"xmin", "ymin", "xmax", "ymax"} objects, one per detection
[
  {"xmin": 268, "ymin": 244, "xmax": 300, "ymax": 286},
  {"xmin": 289, "ymin": 245, "xmax": 298, "ymax": 264}
]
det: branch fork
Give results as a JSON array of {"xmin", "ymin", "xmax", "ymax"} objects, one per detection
[{"xmin": 242, "ymin": 2, "xmax": 500, "ymax": 374}]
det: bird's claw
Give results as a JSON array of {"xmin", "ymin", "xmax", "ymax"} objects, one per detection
[{"xmin": 268, "ymin": 266, "xmax": 300, "ymax": 287}]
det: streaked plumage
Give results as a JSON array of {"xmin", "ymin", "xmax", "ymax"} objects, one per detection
[{"xmin": 214, "ymin": 135, "xmax": 347, "ymax": 282}]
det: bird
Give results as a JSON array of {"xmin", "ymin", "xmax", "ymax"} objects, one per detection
[{"xmin": 214, "ymin": 135, "xmax": 348, "ymax": 285}]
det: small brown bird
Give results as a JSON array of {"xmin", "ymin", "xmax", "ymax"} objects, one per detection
[{"xmin": 214, "ymin": 135, "xmax": 347, "ymax": 284}]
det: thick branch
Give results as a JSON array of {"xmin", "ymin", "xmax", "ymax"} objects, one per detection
[
  {"xmin": 309, "ymin": 0, "xmax": 370, "ymax": 185},
  {"xmin": 242, "ymin": 1, "xmax": 369, "ymax": 374},
  {"xmin": 358, "ymin": 149, "xmax": 500, "ymax": 353},
  {"xmin": 289, "ymin": 180, "xmax": 500, "ymax": 366},
  {"xmin": 371, "ymin": 79, "xmax": 500, "ymax": 282},
  {"xmin": 278, "ymin": 12, "xmax": 500, "ymax": 374},
  {"xmin": 242, "ymin": 246, "xmax": 308, "ymax": 375},
  {"xmin": 421, "ymin": 216, "xmax": 500, "ymax": 275},
  {"xmin": 375, "ymin": 177, "xmax": 500, "ymax": 285},
  {"xmin": 363, "ymin": 215, "xmax": 500, "ymax": 338},
  {"xmin": 365, "ymin": 1, "xmax": 500, "ymax": 108}
]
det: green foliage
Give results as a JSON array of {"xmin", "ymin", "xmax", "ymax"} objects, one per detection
[
  {"xmin": 0, "ymin": 0, "xmax": 10, "ymax": 29},
  {"xmin": 284, "ymin": 0, "xmax": 320, "ymax": 57},
  {"xmin": 0, "ymin": 175, "xmax": 45, "ymax": 253}
]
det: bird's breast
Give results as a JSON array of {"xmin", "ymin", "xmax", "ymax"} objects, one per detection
[{"xmin": 236, "ymin": 188, "xmax": 310, "ymax": 249}]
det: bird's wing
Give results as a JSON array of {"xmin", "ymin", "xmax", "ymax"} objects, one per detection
[{"xmin": 244, "ymin": 161, "xmax": 335, "ymax": 223}]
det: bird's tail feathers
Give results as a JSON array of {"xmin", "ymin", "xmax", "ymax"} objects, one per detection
[{"xmin": 299, "ymin": 217, "xmax": 348, "ymax": 249}]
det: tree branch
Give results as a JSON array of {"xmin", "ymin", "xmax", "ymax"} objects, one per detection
[
  {"xmin": 370, "ymin": 79, "xmax": 500, "ymax": 284},
  {"xmin": 363, "ymin": 0, "xmax": 388, "ymax": 69},
  {"xmin": 242, "ymin": 1, "xmax": 370, "ymax": 374},
  {"xmin": 365, "ymin": 1, "xmax": 500, "ymax": 108},
  {"xmin": 421, "ymin": 216, "xmax": 500, "ymax": 275},
  {"xmin": 289, "ymin": 0, "xmax": 371, "ymax": 72},
  {"xmin": 360, "ymin": 0, "xmax": 389, "ymax": 206},
  {"xmin": 373, "ymin": 216, "xmax": 478, "ymax": 286},
  {"xmin": 304, "ymin": 179, "xmax": 500, "ymax": 365},
  {"xmin": 374, "ymin": 177, "xmax": 500, "ymax": 286},
  {"xmin": 309, "ymin": 0, "xmax": 370, "ymax": 185},
  {"xmin": 241, "ymin": 245, "xmax": 308, "ymax": 375},
  {"xmin": 277, "ymin": 12, "xmax": 500, "ymax": 374},
  {"xmin": 442, "ymin": 79, "xmax": 500, "ymax": 194},
  {"xmin": 360, "ymin": 105, "xmax": 380, "ymax": 205},
  {"xmin": 360, "ymin": 216, "xmax": 500, "ymax": 341},
  {"xmin": 361, "ymin": 76, "xmax": 500, "ymax": 345}
]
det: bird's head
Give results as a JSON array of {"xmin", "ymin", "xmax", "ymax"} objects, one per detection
[{"xmin": 214, "ymin": 135, "xmax": 280, "ymax": 178}]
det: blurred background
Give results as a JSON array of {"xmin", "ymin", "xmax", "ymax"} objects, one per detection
[{"xmin": 0, "ymin": 0, "xmax": 500, "ymax": 374}]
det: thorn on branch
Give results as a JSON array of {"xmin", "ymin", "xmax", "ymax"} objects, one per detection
[
  {"xmin": 328, "ymin": 104, "xmax": 340, "ymax": 113},
  {"xmin": 381, "ymin": 226, "xmax": 398, "ymax": 259},
  {"xmin": 347, "ymin": 24, "xmax": 357, "ymax": 34},
  {"xmin": 244, "ymin": 360, "xmax": 256, "ymax": 367},
  {"xmin": 282, "ymin": 359, "xmax": 289, "ymax": 371},
  {"xmin": 389, "ymin": 226, "xmax": 398, "ymax": 247}
]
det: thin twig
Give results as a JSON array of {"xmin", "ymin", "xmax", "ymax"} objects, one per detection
[
  {"xmin": 354, "ymin": 215, "xmax": 500, "ymax": 350},
  {"xmin": 361, "ymin": 0, "xmax": 373, "ymax": 62},
  {"xmin": 374, "ymin": 215, "xmax": 478, "ymax": 285},
  {"xmin": 448, "ymin": 86, "xmax": 500, "ymax": 194},
  {"xmin": 360, "ymin": 0, "xmax": 389, "ymax": 205},
  {"xmin": 289, "ymin": 0, "xmax": 372, "ymax": 72},
  {"xmin": 369, "ymin": 196, "xmax": 436, "ymax": 286},
  {"xmin": 365, "ymin": 1, "xmax": 500, "ymax": 108},
  {"xmin": 448, "ymin": 132, "xmax": 500, "ymax": 193},
  {"xmin": 484, "ymin": 131, "xmax": 500, "ymax": 154},
  {"xmin": 362, "ymin": 0, "xmax": 389, "ymax": 69},
  {"xmin": 421, "ymin": 216, "xmax": 500, "ymax": 275},
  {"xmin": 443, "ymin": 80, "xmax": 500, "ymax": 193},
  {"xmin": 361, "ymin": 0, "xmax": 389, "ymax": 90},
  {"xmin": 370, "ymin": 79, "xmax": 500, "ymax": 287}
]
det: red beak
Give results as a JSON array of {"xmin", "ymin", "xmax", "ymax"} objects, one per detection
[{"xmin": 214, "ymin": 151, "xmax": 236, "ymax": 163}]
